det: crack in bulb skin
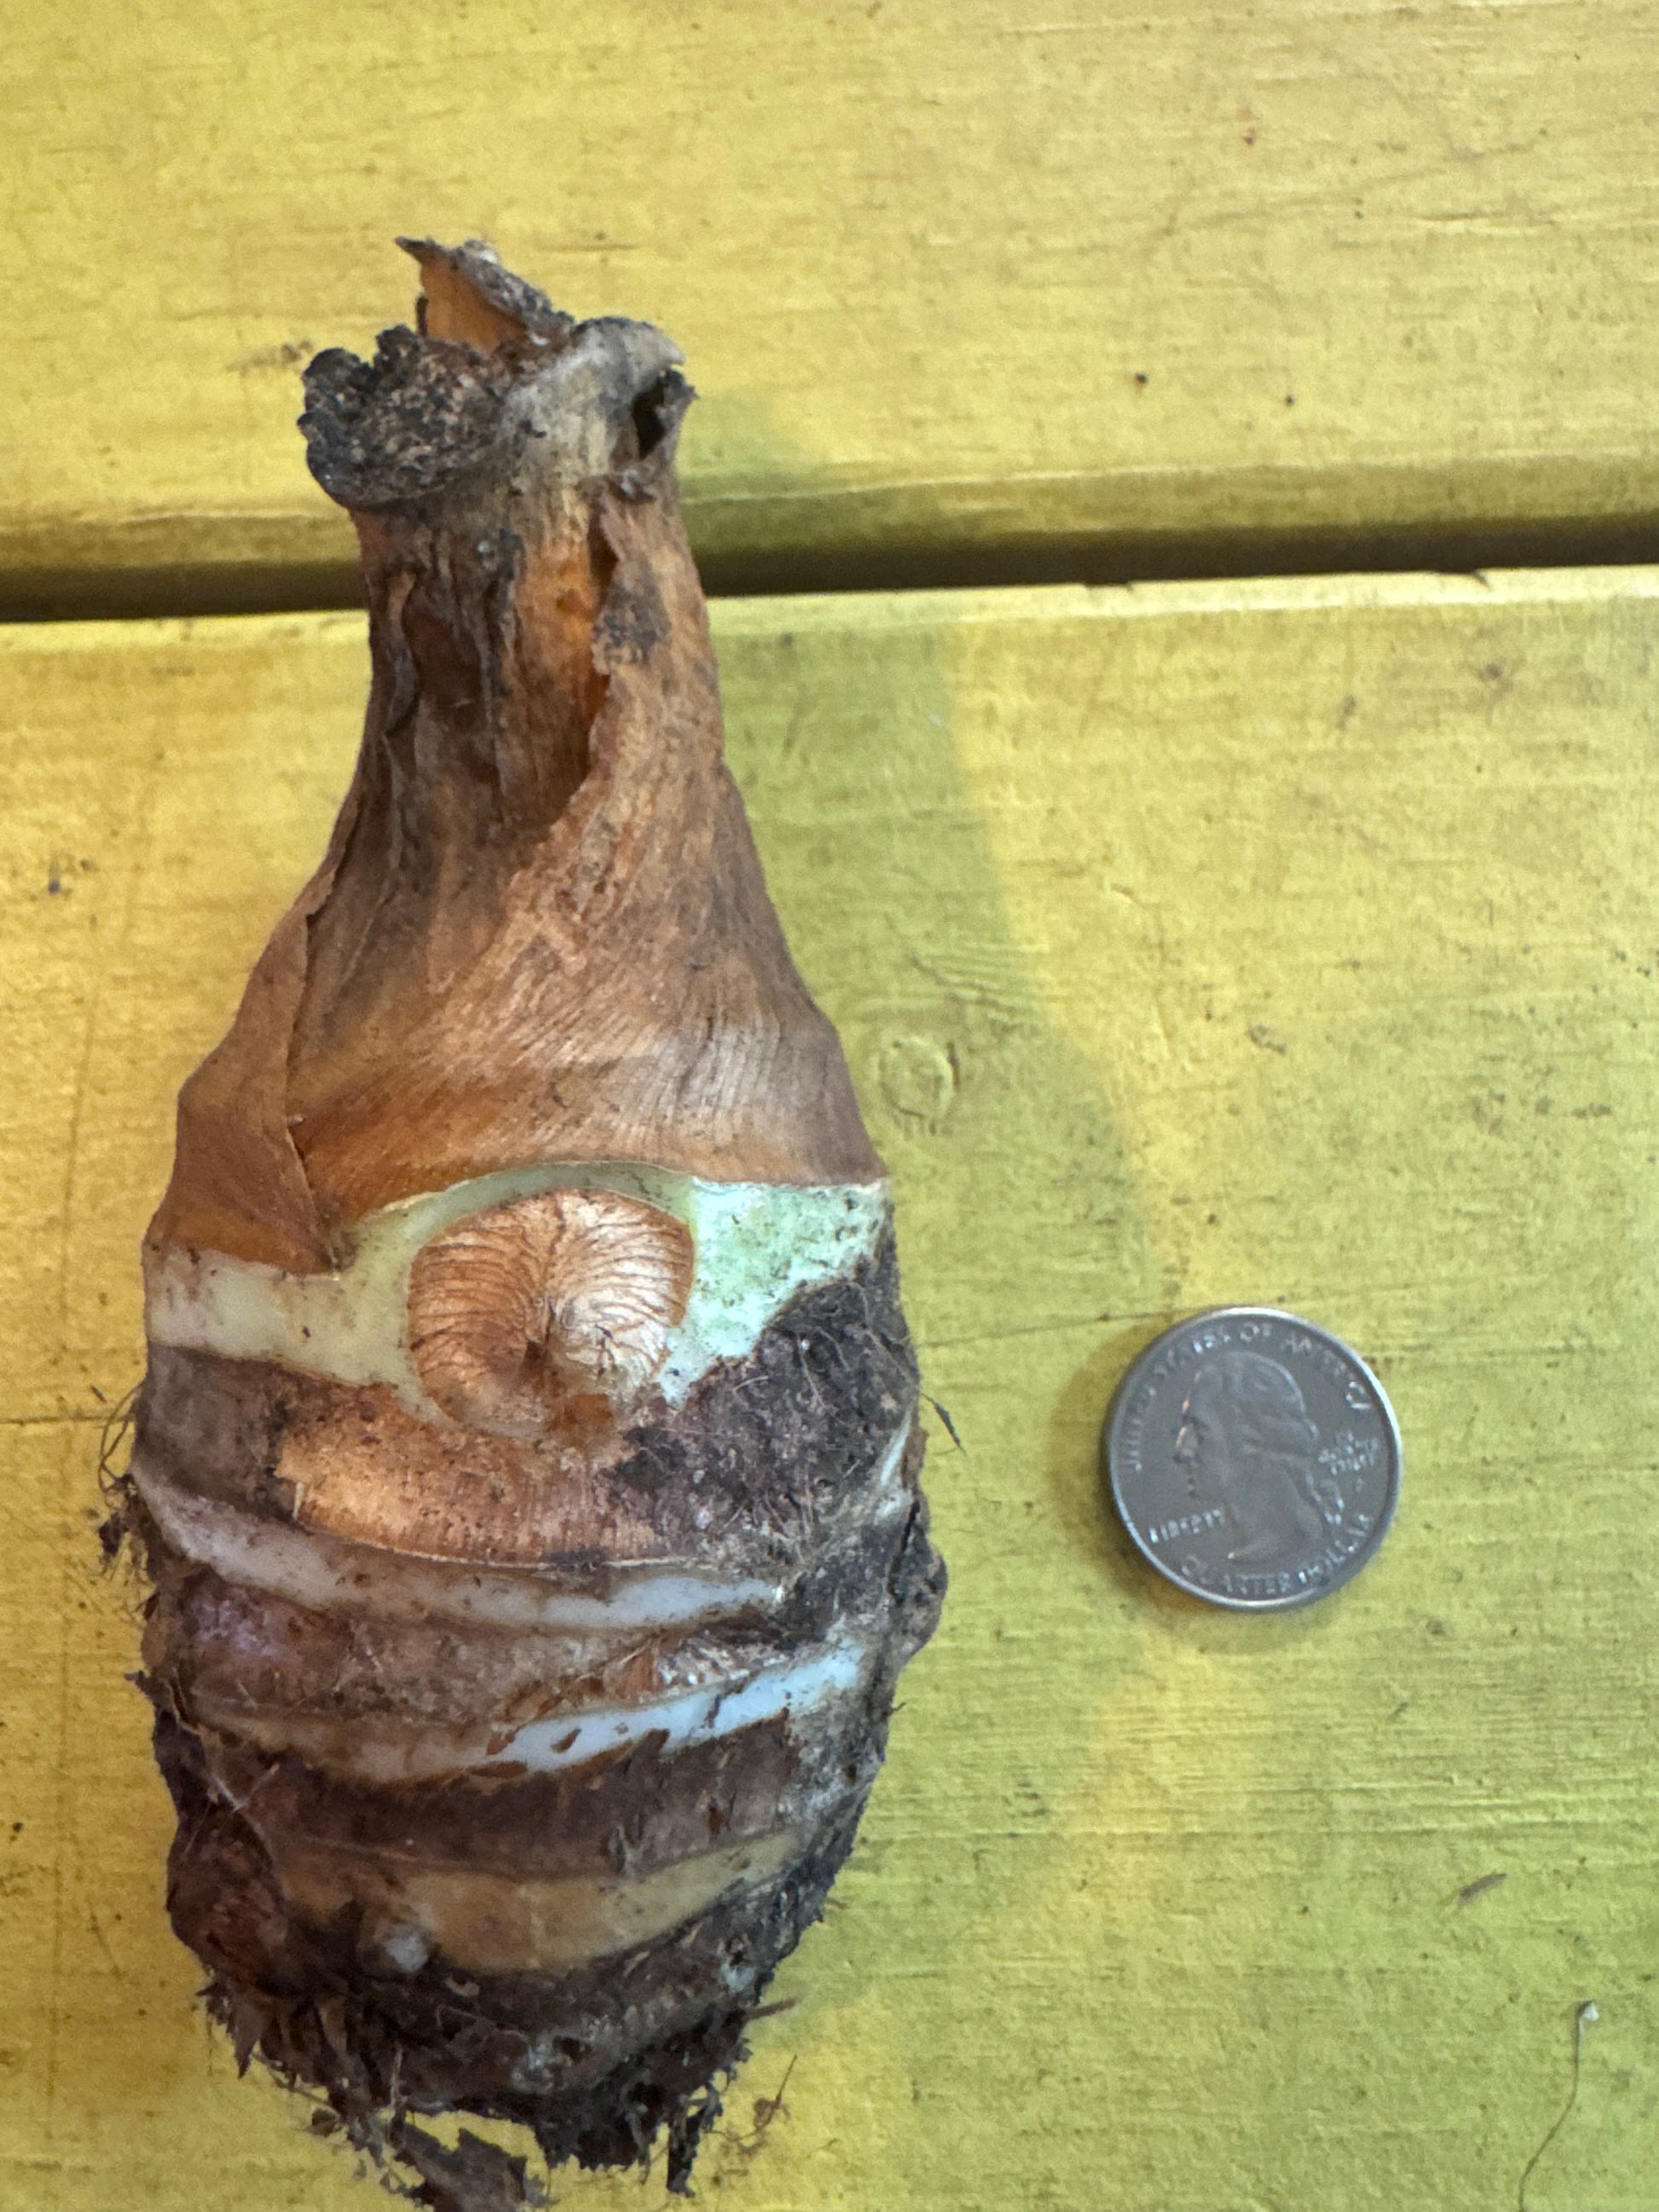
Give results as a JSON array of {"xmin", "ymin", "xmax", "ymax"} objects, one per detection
[{"xmin": 407, "ymin": 1188, "xmax": 695, "ymax": 1437}]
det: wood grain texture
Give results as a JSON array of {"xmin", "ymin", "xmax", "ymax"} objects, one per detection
[
  {"xmin": 3, "ymin": 572, "xmax": 1659, "ymax": 2207},
  {"xmin": 5, "ymin": 0, "xmax": 1659, "ymax": 613}
]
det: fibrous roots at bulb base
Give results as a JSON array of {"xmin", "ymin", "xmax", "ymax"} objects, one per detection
[{"xmin": 114, "ymin": 236, "xmax": 944, "ymax": 2207}]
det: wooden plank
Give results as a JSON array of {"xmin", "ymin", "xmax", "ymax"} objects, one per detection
[
  {"xmin": 3, "ymin": 569, "xmax": 1658, "ymax": 2207},
  {"xmin": 6, "ymin": 0, "xmax": 1659, "ymax": 613}
]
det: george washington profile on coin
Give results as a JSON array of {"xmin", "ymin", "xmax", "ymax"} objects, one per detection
[{"xmin": 1172, "ymin": 1350, "xmax": 1343, "ymax": 1567}]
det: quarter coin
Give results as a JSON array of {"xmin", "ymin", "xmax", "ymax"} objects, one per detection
[{"xmin": 1104, "ymin": 1308, "xmax": 1401, "ymax": 1611}]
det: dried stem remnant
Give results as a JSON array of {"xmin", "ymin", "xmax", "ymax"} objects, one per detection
[{"xmin": 127, "ymin": 240, "xmax": 943, "ymax": 2207}]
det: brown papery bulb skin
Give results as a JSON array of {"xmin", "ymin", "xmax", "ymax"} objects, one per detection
[{"xmin": 121, "ymin": 240, "xmax": 944, "ymax": 2206}]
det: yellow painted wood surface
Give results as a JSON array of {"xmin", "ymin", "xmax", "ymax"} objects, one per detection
[
  {"xmin": 5, "ymin": 0, "xmax": 1659, "ymax": 611},
  {"xmin": 3, "ymin": 569, "xmax": 1658, "ymax": 2207}
]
